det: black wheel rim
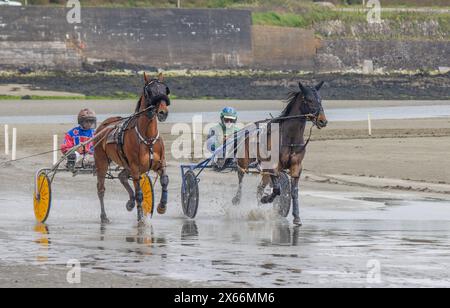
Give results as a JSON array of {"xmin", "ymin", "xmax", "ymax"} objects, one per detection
[
  {"xmin": 276, "ymin": 172, "xmax": 291, "ymax": 218},
  {"xmin": 182, "ymin": 170, "xmax": 199, "ymax": 219}
]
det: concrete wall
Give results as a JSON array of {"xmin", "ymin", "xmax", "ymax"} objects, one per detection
[
  {"xmin": 0, "ymin": 42, "xmax": 82, "ymax": 70},
  {"xmin": 317, "ymin": 39, "xmax": 450, "ymax": 72},
  {"xmin": 252, "ymin": 26, "xmax": 318, "ymax": 70},
  {"xmin": 0, "ymin": 7, "xmax": 448, "ymax": 72},
  {"xmin": 0, "ymin": 7, "xmax": 253, "ymax": 70}
]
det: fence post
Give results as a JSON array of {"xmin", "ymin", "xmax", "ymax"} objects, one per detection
[
  {"xmin": 368, "ymin": 113, "xmax": 372, "ymax": 136},
  {"xmin": 4, "ymin": 125, "xmax": 9, "ymax": 156},
  {"xmin": 12, "ymin": 128, "xmax": 17, "ymax": 161},
  {"xmin": 53, "ymin": 135, "xmax": 58, "ymax": 165}
]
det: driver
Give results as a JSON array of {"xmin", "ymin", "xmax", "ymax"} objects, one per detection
[
  {"xmin": 207, "ymin": 107, "xmax": 241, "ymax": 169},
  {"xmin": 61, "ymin": 108, "xmax": 97, "ymax": 169}
]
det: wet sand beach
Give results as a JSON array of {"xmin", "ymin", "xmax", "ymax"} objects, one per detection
[{"xmin": 0, "ymin": 99, "xmax": 449, "ymax": 287}]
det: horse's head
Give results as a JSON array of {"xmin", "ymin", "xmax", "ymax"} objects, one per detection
[
  {"xmin": 143, "ymin": 72, "xmax": 170, "ymax": 122},
  {"xmin": 299, "ymin": 81, "xmax": 328, "ymax": 129}
]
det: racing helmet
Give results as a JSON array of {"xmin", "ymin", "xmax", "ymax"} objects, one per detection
[
  {"xmin": 220, "ymin": 107, "xmax": 238, "ymax": 126},
  {"xmin": 78, "ymin": 108, "xmax": 97, "ymax": 129}
]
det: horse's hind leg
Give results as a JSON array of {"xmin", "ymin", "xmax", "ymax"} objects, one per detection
[
  {"xmin": 95, "ymin": 149, "xmax": 111, "ymax": 224},
  {"xmin": 157, "ymin": 168, "xmax": 169, "ymax": 215},
  {"xmin": 260, "ymin": 172, "xmax": 281, "ymax": 204},
  {"xmin": 232, "ymin": 169, "xmax": 245, "ymax": 205},
  {"xmin": 119, "ymin": 169, "xmax": 136, "ymax": 212}
]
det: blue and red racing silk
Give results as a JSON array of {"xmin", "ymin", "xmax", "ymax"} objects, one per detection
[{"xmin": 61, "ymin": 126, "xmax": 95, "ymax": 155}]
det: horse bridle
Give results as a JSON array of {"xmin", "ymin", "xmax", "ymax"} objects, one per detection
[
  {"xmin": 134, "ymin": 80, "xmax": 171, "ymax": 169},
  {"xmin": 143, "ymin": 79, "xmax": 171, "ymax": 117}
]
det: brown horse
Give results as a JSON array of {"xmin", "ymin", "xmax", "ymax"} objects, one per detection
[
  {"xmin": 94, "ymin": 73, "xmax": 170, "ymax": 223},
  {"xmin": 233, "ymin": 81, "xmax": 328, "ymax": 226}
]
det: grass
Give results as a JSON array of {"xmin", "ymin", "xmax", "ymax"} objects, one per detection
[
  {"xmin": 253, "ymin": 9, "xmax": 365, "ymax": 28},
  {"xmin": 253, "ymin": 9, "xmax": 450, "ymax": 40},
  {"xmin": 253, "ymin": 8, "xmax": 450, "ymax": 28}
]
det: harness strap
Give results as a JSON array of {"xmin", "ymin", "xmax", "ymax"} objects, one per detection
[
  {"xmin": 116, "ymin": 118, "xmax": 134, "ymax": 170},
  {"xmin": 135, "ymin": 125, "xmax": 160, "ymax": 147},
  {"xmin": 135, "ymin": 125, "xmax": 160, "ymax": 171},
  {"xmin": 281, "ymin": 123, "xmax": 314, "ymax": 152}
]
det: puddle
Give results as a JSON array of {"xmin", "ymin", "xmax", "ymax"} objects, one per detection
[{"xmin": 1, "ymin": 189, "xmax": 450, "ymax": 287}]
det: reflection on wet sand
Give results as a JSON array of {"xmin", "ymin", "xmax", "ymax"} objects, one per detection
[
  {"xmin": 181, "ymin": 220, "xmax": 199, "ymax": 241},
  {"xmin": 270, "ymin": 223, "xmax": 300, "ymax": 246},
  {"xmin": 125, "ymin": 225, "xmax": 155, "ymax": 246},
  {"xmin": 33, "ymin": 224, "xmax": 50, "ymax": 262},
  {"xmin": 19, "ymin": 199, "xmax": 450, "ymax": 287}
]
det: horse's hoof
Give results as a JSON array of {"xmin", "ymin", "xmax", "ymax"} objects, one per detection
[
  {"xmin": 293, "ymin": 217, "xmax": 303, "ymax": 227},
  {"xmin": 157, "ymin": 204, "xmax": 167, "ymax": 215},
  {"xmin": 101, "ymin": 216, "xmax": 111, "ymax": 224},
  {"xmin": 232, "ymin": 196, "xmax": 241, "ymax": 206},
  {"xmin": 126, "ymin": 200, "xmax": 136, "ymax": 212},
  {"xmin": 260, "ymin": 196, "xmax": 272, "ymax": 204}
]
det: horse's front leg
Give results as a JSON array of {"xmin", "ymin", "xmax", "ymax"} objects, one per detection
[
  {"xmin": 232, "ymin": 169, "xmax": 245, "ymax": 205},
  {"xmin": 257, "ymin": 174, "xmax": 271, "ymax": 206},
  {"xmin": 119, "ymin": 169, "xmax": 136, "ymax": 212},
  {"xmin": 157, "ymin": 167, "xmax": 169, "ymax": 215},
  {"xmin": 290, "ymin": 155, "xmax": 304, "ymax": 226},
  {"xmin": 291, "ymin": 177, "xmax": 302, "ymax": 226}
]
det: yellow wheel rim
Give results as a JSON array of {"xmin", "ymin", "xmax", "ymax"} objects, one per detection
[
  {"xmin": 33, "ymin": 173, "xmax": 52, "ymax": 223},
  {"xmin": 140, "ymin": 174, "xmax": 154, "ymax": 217}
]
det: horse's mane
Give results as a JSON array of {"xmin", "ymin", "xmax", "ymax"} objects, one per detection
[
  {"xmin": 280, "ymin": 90, "xmax": 302, "ymax": 117},
  {"xmin": 135, "ymin": 97, "xmax": 142, "ymax": 113}
]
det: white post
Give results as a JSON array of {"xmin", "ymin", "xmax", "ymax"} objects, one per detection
[
  {"xmin": 53, "ymin": 135, "xmax": 58, "ymax": 165},
  {"xmin": 177, "ymin": 0, "xmax": 181, "ymax": 8},
  {"xmin": 192, "ymin": 124, "xmax": 196, "ymax": 142},
  {"xmin": 368, "ymin": 113, "xmax": 372, "ymax": 136},
  {"xmin": 12, "ymin": 128, "xmax": 17, "ymax": 161},
  {"xmin": 4, "ymin": 125, "xmax": 9, "ymax": 155},
  {"xmin": 192, "ymin": 115, "xmax": 203, "ymax": 159}
]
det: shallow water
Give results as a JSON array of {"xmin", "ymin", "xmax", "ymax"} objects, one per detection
[
  {"xmin": 1, "ymin": 105, "xmax": 450, "ymax": 124},
  {"xmin": 1, "ymin": 189, "xmax": 449, "ymax": 288}
]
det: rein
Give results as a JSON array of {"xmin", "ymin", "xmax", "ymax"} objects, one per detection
[
  {"xmin": 255, "ymin": 113, "xmax": 316, "ymax": 125},
  {"xmin": 255, "ymin": 113, "xmax": 318, "ymax": 152},
  {"xmin": 0, "ymin": 104, "xmax": 157, "ymax": 167}
]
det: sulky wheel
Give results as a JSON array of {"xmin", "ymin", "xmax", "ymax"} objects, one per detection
[
  {"xmin": 33, "ymin": 172, "xmax": 52, "ymax": 223},
  {"xmin": 256, "ymin": 172, "xmax": 291, "ymax": 218},
  {"xmin": 275, "ymin": 172, "xmax": 291, "ymax": 218},
  {"xmin": 140, "ymin": 174, "xmax": 155, "ymax": 217},
  {"xmin": 182, "ymin": 170, "xmax": 199, "ymax": 219}
]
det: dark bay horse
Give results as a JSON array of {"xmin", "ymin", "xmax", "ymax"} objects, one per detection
[
  {"xmin": 234, "ymin": 81, "xmax": 328, "ymax": 226},
  {"xmin": 94, "ymin": 73, "xmax": 170, "ymax": 223}
]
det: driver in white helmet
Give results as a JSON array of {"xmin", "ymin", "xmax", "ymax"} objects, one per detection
[{"xmin": 207, "ymin": 107, "xmax": 241, "ymax": 169}]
